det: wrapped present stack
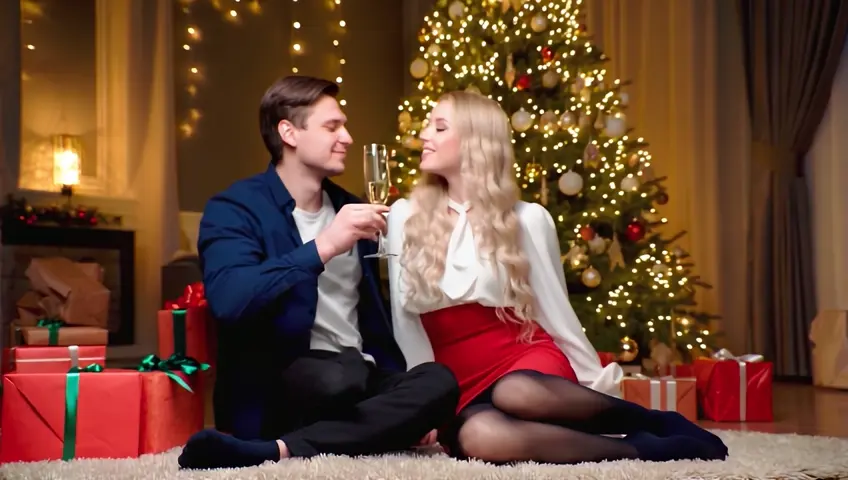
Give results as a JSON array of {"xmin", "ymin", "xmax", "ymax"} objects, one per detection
[
  {"xmin": 4, "ymin": 257, "xmax": 111, "ymax": 375},
  {"xmin": 0, "ymin": 345, "xmax": 208, "ymax": 462},
  {"xmin": 809, "ymin": 310, "xmax": 848, "ymax": 390}
]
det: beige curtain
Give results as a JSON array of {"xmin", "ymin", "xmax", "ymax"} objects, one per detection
[{"xmin": 584, "ymin": 0, "xmax": 751, "ymax": 354}]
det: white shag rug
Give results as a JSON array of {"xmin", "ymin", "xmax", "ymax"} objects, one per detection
[{"xmin": 1, "ymin": 430, "xmax": 847, "ymax": 480}]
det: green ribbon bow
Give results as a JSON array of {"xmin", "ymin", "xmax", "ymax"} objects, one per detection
[
  {"xmin": 63, "ymin": 363, "xmax": 103, "ymax": 461},
  {"xmin": 137, "ymin": 353, "xmax": 209, "ymax": 394},
  {"xmin": 36, "ymin": 318, "xmax": 65, "ymax": 346}
]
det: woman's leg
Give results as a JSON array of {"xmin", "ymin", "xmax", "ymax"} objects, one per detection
[
  {"xmin": 450, "ymin": 405, "xmax": 720, "ymax": 465},
  {"xmin": 489, "ymin": 371, "xmax": 727, "ymax": 457}
]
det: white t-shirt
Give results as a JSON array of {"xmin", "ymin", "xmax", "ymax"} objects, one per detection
[{"xmin": 292, "ymin": 192, "xmax": 374, "ymax": 363}]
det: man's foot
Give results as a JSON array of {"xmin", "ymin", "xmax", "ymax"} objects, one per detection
[
  {"xmin": 649, "ymin": 411, "xmax": 729, "ymax": 458},
  {"xmin": 178, "ymin": 429, "xmax": 281, "ymax": 470},
  {"xmin": 625, "ymin": 432, "xmax": 726, "ymax": 462}
]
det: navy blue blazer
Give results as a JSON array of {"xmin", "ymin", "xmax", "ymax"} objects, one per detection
[{"xmin": 197, "ymin": 162, "xmax": 406, "ymax": 440}]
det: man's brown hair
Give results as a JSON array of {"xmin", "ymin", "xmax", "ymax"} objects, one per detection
[{"xmin": 259, "ymin": 76, "xmax": 340, "ymax": 165}]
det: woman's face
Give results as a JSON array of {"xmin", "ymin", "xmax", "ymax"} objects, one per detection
[{"xmin": 419, "ymin": 100, "xmax": 462, "ymax": 177}]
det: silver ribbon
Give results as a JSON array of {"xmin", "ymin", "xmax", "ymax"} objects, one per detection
[
  {"xmin": 634, "ymin": 374, "xmax": 676, "ymax": 411},
  {"xmin": 68, "ymin": 345, "xmax": 79, "ymax": 369}
]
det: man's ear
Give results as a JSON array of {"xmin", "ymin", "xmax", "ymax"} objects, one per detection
[{"xmin": 278, "ymin": 120, "xmax": 298, "ymax": 148}]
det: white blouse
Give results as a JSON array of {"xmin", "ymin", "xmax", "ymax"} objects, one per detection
[{"xmin": 386, "ymin": 198, "xmax": 624, "ymax": 398}]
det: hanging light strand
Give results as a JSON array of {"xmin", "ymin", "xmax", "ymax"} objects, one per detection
[
  {"xmin": 290, "ymin": 0, "xmax": 302, "ymax": 73},
  {"xmin": 333, "ymin": 0, "xmax": 347, "ymax": 106},
  {"xmin": 178, "ymin": 0, "xmax": 259, "ymax": 139}
]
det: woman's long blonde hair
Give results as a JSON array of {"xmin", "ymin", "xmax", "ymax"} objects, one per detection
[{"xmin": 401, "ymin": 91, "xmax": 537, "ymax": 339}]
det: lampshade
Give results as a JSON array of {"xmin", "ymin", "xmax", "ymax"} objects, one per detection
[{"xmin": 52, "ymin": 134, "xmax": 82, "ymax": 187}]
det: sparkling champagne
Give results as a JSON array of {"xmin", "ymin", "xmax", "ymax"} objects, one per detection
[{"xmin": 367, "ymin": 180, "xmax": 389, "ymax": 205}]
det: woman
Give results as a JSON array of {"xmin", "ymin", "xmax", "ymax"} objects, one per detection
[{"xmin": 386, "ymin": 91, "xmax": 728, "ymax": 465}]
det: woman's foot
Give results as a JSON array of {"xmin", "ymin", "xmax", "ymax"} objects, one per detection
[
  {"xmin": 624, "ymin": 431, "xmax": 725, "ymax": 462},
  {"xmin": 649, "ymin": 411, "xmax": 728, "ymax": 458},
  {"xmin": 178, "ymin": 429, "xmax": 282, "ymax": 470}
]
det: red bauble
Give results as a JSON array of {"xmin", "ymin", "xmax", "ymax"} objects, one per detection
[
  {"xmin": 541, "ymin": 47, "xmax": 554, "ymax": 63},
  {"xmin": 579, "ymin": 225, "xmax": 595, "ymax": 241},
  {"xmin": 515, "ymin": 74, "xmax": 532, "ymax": 91},
  {"xmin": 656, "ymin": 192, "xmax": 669, "ymax": 205},
  {"xmin": 389, "ymin": 185, "xmax": 400, "ymax": 197},
  {"xmin": 625, "ymin": 221, "xmax": 646, "ymax": 242}
]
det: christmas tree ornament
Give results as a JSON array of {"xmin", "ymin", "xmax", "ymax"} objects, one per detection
[
  {"xmin": 581, "ymin": 266, "xmax": 602, "ymax": 288},
  {"xmin": 558, "ymin": 111, "xmax": 576, "ymax": 129},
  {"xmin": 501, "ymin": 0, "xmax": 525, "ymax": 13},
  {"xmin": 640, "ymin": 165, "xmax": 656, "ymax": 181},
  {"xmin": 618, "ymin": 91, "xmax": 630, "ymax": 106},
  {"xmin": 510, "ymin": 108, "xmax": 533, "ymax": 132},
  {"xmin": 542, "ymin": 70, "xmax": 559, "ymax": 89},
  {"xmin": 579, "ymin": 225, "xmax": 595, "ymax": 241},
  {"xmin": 504, "ymin": 54, "xmax": 516, "ymax": 87},
  {"xmin": 604, "ymin": 114, "xmax": 627, "ymax": 138},
  {"xmin": 448, "ymin": 0, "xmax": 465, "ymax": 20},
  {"xmin": 530, "ymin": 13, "xmax": 548, "ymax": 32},
  {"xmin": 410, "ymin": 58, "xmax": 429, "ymax": 79},
  {"xmin": 398, "ymin": 111, "xmax": 412, "ymax": 132},
  {"xmin": 515, "ymin": 74, "xmax": 532, "ymax": 91},
  {"xmin": 625, "ymin": 220, "xmax": 646, "ymax": 242},
  {"xmin": 588, "ymin": 235, "xmax": 607, "ymax": 254},
  {"xmin": 579, "ymin": 87, "xmax": 592, "ymax": 103},
  {"xmin": 620, "ymin": 175, "xmax": 640, "ymax": 192},
  {"xmin": 618, "ymin": 337, "xmax": 639, "ymax": 363},
  {"xmin": 541, "ymin": 46, "xmax": 555, "ymax": 63},
  {"xmin": 655, "ymin": 192, "xmax": 669, "ymax": 205},
  {"xmin": 427, "ymin": 43, "xmax": 442, "ymax": 56},
  {"xmin": 628, "ymin": 152, "xmax": 640, "ymax": 167},
  {"xmin": 582, "ymin": 143, "xmax": 600, "ymax": 167},
  {"xmin": 540, "ymin": 110, "xmax": 559, "ymax": 132},
  {"xmin": 558, "ymin": 171, "xmax": 583, "ymax": 195},
  {"xmin": 607, "ymin": 235, "xmax": 625, "ymax": 269}
]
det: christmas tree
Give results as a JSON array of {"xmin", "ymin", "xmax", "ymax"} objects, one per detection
[{"xmin": 389, "ymin": 0, "xmax": 718, "ymax": 361}]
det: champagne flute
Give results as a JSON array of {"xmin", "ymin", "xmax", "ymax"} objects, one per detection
[{"xmin": 363, "ymin": 143, "xmax": 396, "ymax": 259}]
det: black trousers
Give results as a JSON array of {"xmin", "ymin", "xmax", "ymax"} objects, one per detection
[{"xmin": 278, "ymin": 348, "xmax": 460, "ymax": 458}]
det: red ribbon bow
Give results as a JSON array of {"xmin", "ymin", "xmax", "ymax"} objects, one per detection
[{"xmin": 164, "ymin": 282, "xmax": 207, "ymax": 310}]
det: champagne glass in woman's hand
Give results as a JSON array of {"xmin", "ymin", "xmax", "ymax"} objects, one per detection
[{"xmin": 363, "ymin": 143, "xmax": 396, "ymax": 258}]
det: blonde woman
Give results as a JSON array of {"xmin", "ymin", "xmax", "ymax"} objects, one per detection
[{"xmin": 386, "ymin": 91, "xmax": 728, "ymax": 465}]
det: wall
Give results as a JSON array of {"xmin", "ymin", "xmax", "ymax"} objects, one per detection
[
  {"xmin": 175, "ymin": 0, "xmax": 406, "ymax": 212},
  {"xmin": 806, "ymin": 39, "xmax": 848, "ymax": 313}
]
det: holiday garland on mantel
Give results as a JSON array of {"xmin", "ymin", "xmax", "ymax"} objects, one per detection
[{"xmin": 0, "ymin": 195, "xmax": 122, "ymax": 228}]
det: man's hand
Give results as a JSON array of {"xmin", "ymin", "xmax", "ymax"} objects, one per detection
[{"xmin": 315, "ymin": 203, "xmax": 390, "ymax": 262}]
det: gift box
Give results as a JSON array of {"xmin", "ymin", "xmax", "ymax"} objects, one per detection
[
  {"xmin": 15, "ymin": 291, "xmax": 43, "ymax": 325},
  {"xmin": 158, "ymin": 282, "xmax": 215, "ymax": 367},
  {"xmin": 621, "ymin": 375, "xmax": 697, "ymax": 422},
  {"xmin": 809, "ymin": 310, "xmax": 848, "ymax": 390},
  {"xmin": 10, "ymin": 345, "xmax": 106, "ymax": 374},
  {"xmin": 24, "ymin": 257, "xmax": 112, "ymax": 330},
  {"xmin": 694, "ymin": 349, "xmax": 773, "ymax": 422},
  {"xmin": 0, "ymin": 347, "xmax": 141, "ymax": 463},
  {"xmin": 139, "ymin": 368, "xmax": 205, "ymax": 454},
  {"xmin": 17, "ymin": 321, "xmax": 108, "ymax": 347}
]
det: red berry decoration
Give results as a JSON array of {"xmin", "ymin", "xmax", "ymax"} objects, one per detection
[
  {"xmin": 515, "ymin": 74, "xmax": 532, "ymax": 91},
  {"xmin": 541, "ymin": 47, "xmax": 554, "ymax": 63},
  {"xmin": 579, "ymin": 225, "xmax": 595, "ymax": 241},
  {"xmin": 656, "ymin": 192, "xmax": 669, "ymax": 205},
  {"xmin": 625, "ymin": 221, "xmax": 646, "ymax": 242}
]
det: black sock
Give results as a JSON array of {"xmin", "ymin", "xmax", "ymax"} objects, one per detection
[
  {"xmin": 178, "ymin": 429, "xmax": 281, "ymax": 470},
  {"xmin": 624, "ymin": 432, "xmax": 724, "ymax": 462},
  {"xmin": 648, "ymin": 411, "xmax": 728, "ymax": 458}
]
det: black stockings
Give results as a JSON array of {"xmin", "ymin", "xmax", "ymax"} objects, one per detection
[{"xmin": 447, "ymin": 371, "xmax": 728, "ymax": 465}]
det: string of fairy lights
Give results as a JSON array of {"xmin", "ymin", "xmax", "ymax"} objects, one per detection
[
  {"xmin": 290, "ymin": 0, "xmax": 348, "ymax": 106},
  {"xmin": 394, "ymin": 0, "xmax": 711, "ymax": 355}
]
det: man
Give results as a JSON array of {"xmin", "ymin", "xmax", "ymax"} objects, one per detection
[{"xmin": 178, "ymin": 76, "xmax": 459, "ymax": 470}]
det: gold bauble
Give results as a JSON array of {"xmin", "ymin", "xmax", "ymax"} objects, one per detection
[{"xmin": 581, "ymin": 266, "xmax": 602, "ymax": 288}]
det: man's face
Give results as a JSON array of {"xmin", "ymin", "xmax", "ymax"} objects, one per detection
[{"xmin": 280, "ymin": 95, "xmax": 353, "ymax": 176}]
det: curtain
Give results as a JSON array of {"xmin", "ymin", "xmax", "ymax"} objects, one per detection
[
  {"xmin": 739, "ymin": 0, "xmax": 848, "ymax": 377},
  {"xmin": 806, "ymin": 40, "xmax": 848, "ymax": 313}
]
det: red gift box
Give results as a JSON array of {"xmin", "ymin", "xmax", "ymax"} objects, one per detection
[
  {"xmin": 0, "ymin": 369, "xmax": 142, "ymax": 462},
  {"xmin": 694, "ymin": 350, "xmax": 773, "ymax": 422},
  {"xmin": 10, "ymin": 345, "xmax": 106, "ymax": 374},
  {"xmin": 140, "ymin": 371, "xmax": 205, "ymax": 455},
  {"xmin": 158, "ymin": 282, "xmax": 216, "ymax": 367},
  {"xmin": 622, "ymin": 375, "xmax": 698, "ymax": 422},
  {"xmin": 598, "ymin": 351, "xmax": 618, "ymax": 367}
]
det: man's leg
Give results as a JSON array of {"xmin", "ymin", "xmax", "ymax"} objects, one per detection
[
  {"xmin": 179, "ymin": 362, "xmax": 458, "ymax": 469},
  {"xmin": 280, "ymin": 362, "xmax": 459, "ymax": 458}
]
